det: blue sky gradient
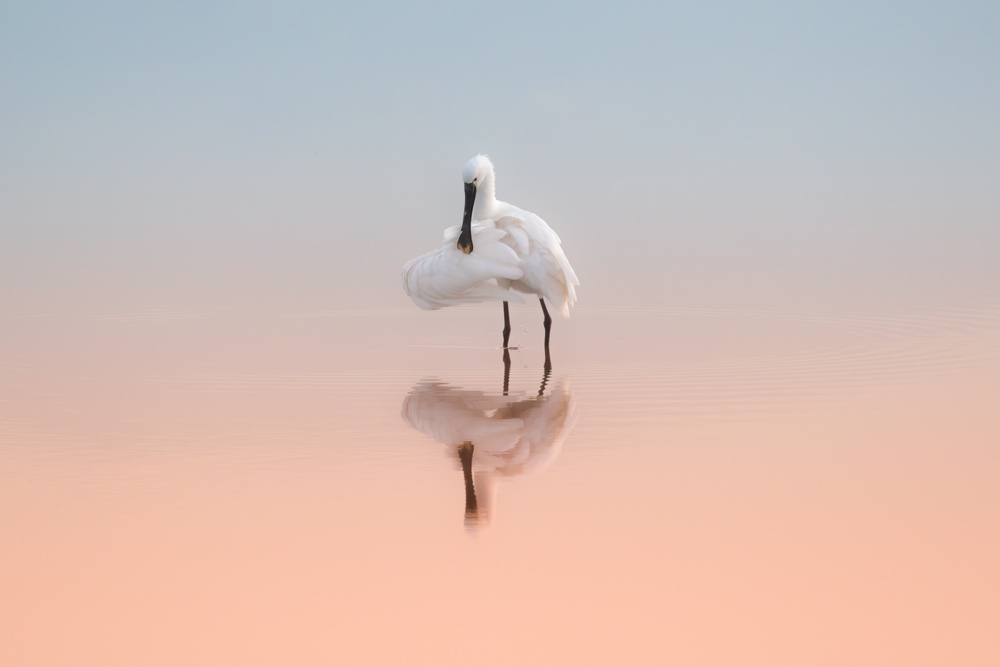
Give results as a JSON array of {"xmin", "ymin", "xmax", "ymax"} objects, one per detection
[{"xmin": 3, "ymin": 1, "xmax": 998, "ymax": 311}]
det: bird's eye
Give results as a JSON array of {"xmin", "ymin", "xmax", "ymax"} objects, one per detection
[{"xmin": 473, "ymin": 178, "xmax": 478, "ymax": 184}]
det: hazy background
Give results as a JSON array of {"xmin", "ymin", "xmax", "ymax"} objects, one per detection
[
  {"xmin": 3, "ymin": 5, "xmax": 1000, "ymax": 665},
  {"xmin": 3, "ymin": 1, "xmax": 998, "ymax": 316}
]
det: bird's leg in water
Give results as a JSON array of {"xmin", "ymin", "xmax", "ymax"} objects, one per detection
[
  {"xmin": 502, "ymin": 301, "xmax": 511, "ymax": 349},
  {"xmin": 502, "ymin": 348, "xmax": 511, "ymax": 396},
  {"xmin": 538, "ymin": 360, "xmax": 552, "ymax": 397},
  {"xmin": 457, "ymin": 442, "xmax": 477, "ymax": 519},
  {"xmin": 540, "ymin": 298, "xmax": 552, "ymax": 371}
]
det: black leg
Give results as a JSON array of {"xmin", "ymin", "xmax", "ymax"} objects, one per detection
[
  {"xmin": 502, "ymin": 301, "xmax": 511, "ymax": 349},
  {"xmin": 540, "ymin": 298, "xmax": 552, "ymax": 371},
  {"xmin": 502, "ymin": 348, "xmax": 511, "ymax": 396},
  {"xmin": 538, "ymin": 361, "xmax": 551, "ymax": 397}
]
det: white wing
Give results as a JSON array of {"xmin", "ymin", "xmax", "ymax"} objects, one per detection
[
  {"xmin": 493, "ymin": 207, "xmax": 579, "ymax": 317},
  {"xmin": 402, "ymin": 226, "xmax": 525, "ymax": 310}
]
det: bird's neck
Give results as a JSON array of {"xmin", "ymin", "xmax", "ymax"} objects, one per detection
[{"xmin": 472, "ymin": 173, "xmax": 498, "ymax": 220}]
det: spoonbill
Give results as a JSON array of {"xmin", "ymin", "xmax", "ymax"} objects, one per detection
[{"xmin": 402, "ymin": 155, "xmax": 579, "ymax": 366}]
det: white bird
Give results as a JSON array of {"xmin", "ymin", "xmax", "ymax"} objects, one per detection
[
  {"xmin": 402, "ymin": 155, "xmax": 579, "ymax": 365},
  {"xmin": 401, "ymin": 376, "xmax": 577, "ymax": 528}
]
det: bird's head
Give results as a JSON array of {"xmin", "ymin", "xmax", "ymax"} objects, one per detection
[{"xmin": 462, "ymin": 154, "xmax": 493, "ymax": 187}]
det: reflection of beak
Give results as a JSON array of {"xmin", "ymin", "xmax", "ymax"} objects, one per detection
[
  {"xmin": 458, "ymin": 442, "xmax": 477, "ymax": 519},
  {"xmin": 458, "ymin": 182, "xmax": 476, "ymax": 254}
]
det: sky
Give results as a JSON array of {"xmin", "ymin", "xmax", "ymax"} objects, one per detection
[{"xmin": 2, "ymin": 1, "xmax": 998, "ymax": 314}]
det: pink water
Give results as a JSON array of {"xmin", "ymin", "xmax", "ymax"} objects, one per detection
[{"xmin": 2, "ymin": 300, "xmax": 998, "ymax": 665}]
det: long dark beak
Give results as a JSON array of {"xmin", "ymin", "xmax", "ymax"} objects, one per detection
[{"xmin": 458, "ymin": 182, "xmax": 476, "ymax": 254}]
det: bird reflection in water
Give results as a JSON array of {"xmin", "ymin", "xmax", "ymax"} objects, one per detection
[{"xmin": 401, "ymin": 358, "xmax": 576, "ymax": 530}]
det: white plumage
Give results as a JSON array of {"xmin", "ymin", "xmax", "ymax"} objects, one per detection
[
  {"xmin": 401, "ymin": 227, "xmax": 525, "ymax": 310},
  {"xmin": 402, "ymin": 156, "xmax": 579, "ymax": 351}
]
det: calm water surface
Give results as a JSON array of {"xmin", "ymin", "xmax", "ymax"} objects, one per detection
[{"xmin": 2, "ymin": 303, "xmax": 998, "ymax": 665}]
